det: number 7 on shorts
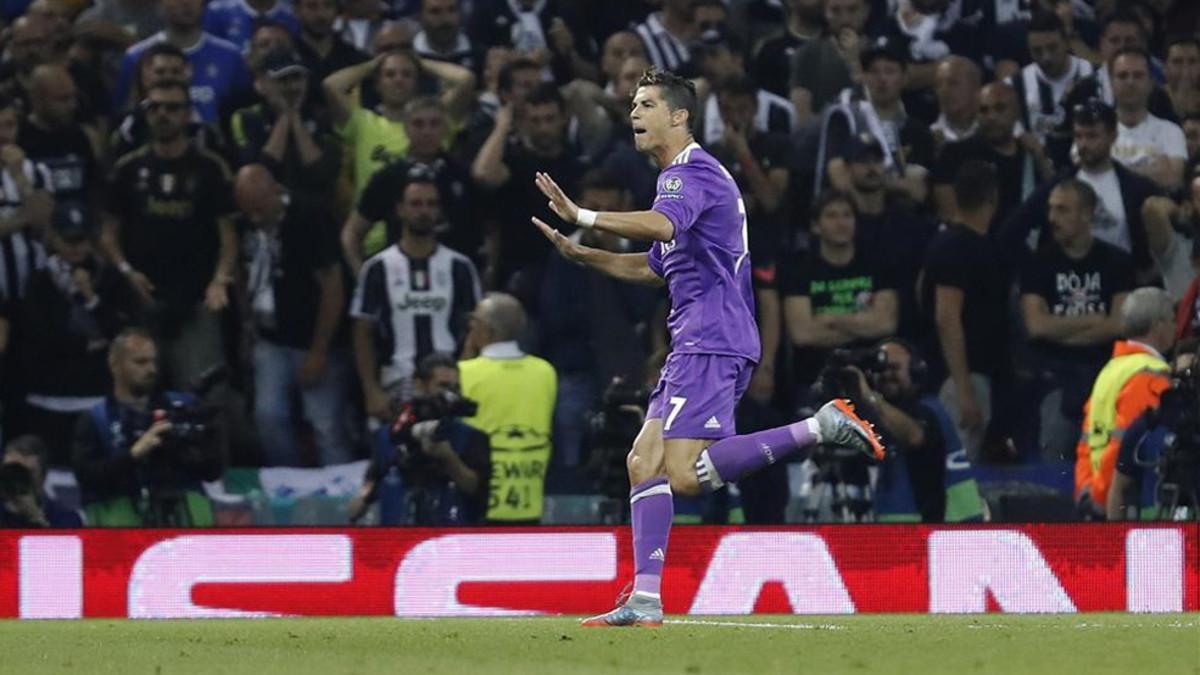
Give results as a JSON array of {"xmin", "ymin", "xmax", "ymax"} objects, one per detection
[{"xmin": 664, "ymin": 396, "xmax": 687, "ymax": 431}]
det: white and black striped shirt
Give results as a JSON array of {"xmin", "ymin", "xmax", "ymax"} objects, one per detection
[
  {"xmin": 701, "ymin": 89, "xmax": 798, "ymax": 145},
  {"xmin": 0, "ymin": 160, "xmax": 52, "ymax": 316},
  {"xmin": 634, "ymin": 12, "xmax": 691, "ymax": 74},
  {"xmin": 350, "ymin": 244, "xmax": 481, "ymax": 389},
  {"xmin": 1009, "ymin": 56, "xmax": 1094, "ymax": 142}
]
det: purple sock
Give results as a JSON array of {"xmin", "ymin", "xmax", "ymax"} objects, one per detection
[
  {"xmin": 629, "ymin": 476, "xmax": 672, "ymax": 599},
  {"xmin": 696, "ymin": 418, "xmax": 819, "ymax": 491}
]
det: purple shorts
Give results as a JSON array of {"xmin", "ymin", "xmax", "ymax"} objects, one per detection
[{"xmin": 646, "ymin": 353, "xmax": 754, "ymax": 439}]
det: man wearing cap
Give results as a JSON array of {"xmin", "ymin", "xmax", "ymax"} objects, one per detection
[
  {"xmin": 999, "ymin": 100, "xmax": 1162, "ymax": 279},
  {"xmin": 230, "ymin": 48, "xmax": 340, "ymax": 195},
  {"xmin": 817, "ymin": 40, "xmax": 934, "ymax": 205},
  {"xmin": 18, "ymin": 203, "xmax": 142, "ymax": 464},
  {"xmin": 844, "ymin": 131, "xmax": 938, "ymax": 339}
]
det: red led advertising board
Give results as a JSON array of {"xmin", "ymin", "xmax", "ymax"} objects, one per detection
[{"xmin": 1, "ymin": 524, "xmax": 1195, "ymax": 618}]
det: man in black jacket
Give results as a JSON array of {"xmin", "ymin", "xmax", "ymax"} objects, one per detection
[
  {"xmin": 19, "ymin": 204, "xmax": 142, "ymax": 465},
  {"xmin": 998, "ymin": 100, "xmax": 1162, "ymax": 279}
]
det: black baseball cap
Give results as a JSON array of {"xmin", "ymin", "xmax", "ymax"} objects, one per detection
[
  {"xmin": 51, "ymin": 202, "xmax": 93, "ymax": 242},
  {"xmin": 847, "ymin": 132, "xmax": 886, "ymax": 163},
  {"xmin": 261, "ymin": 50, "xmax": 307, "ymax": 79},
  {"xmin": 1073, "ymin": 99, "xmax": 1117, "ymax": 130},
  {"xmin": 860, "ymin": 38, "xmax": 907, "ymax": 70}
]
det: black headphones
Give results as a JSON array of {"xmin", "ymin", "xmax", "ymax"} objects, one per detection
[{"xmin": 875, "ymin": 336, "xmax": 928, "ymax": 388}]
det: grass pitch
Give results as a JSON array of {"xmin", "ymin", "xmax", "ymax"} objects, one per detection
[{"xmin": 0, "ymin": 614, "xmax": 1196, "ymax": 675}]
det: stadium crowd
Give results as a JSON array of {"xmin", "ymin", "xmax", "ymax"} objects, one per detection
[{"xmin": 0, "ymin": 0, "xmax": 1198, "ymax": 528}]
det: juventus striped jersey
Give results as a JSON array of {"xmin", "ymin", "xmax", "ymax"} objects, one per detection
[
  {"xmin": 0, "ymin": 161, "xmax": 52, "ymax": 317},
  {"xmin": 350, "ymin": 244, "xmax": 481, "ymax": 388}
]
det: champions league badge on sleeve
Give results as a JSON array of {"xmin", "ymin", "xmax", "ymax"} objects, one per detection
[{"xmin": 658, "ymin": 176, "xmax": 685, "ymax": 200}]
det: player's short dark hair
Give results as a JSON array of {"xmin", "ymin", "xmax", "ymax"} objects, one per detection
[
  {"xmin": 498, "ymin": 57, "xmax": 541, "ymax": 93},
  {"xmin": 1108, "ymin": 45, "xmax": 1152, "ymax": 73},
  {"xmin": 578, "ymin": 169, "xmax": 626, "ymax": 196},
  {"xmin": 953, "ymin": 160, "xmax": 999, "ymax": 213},
  {"xmin": 525, "ymin": 82, "xmax": 565, "ymax": 112},
  {"xmin": 415, "ymin": 352, "xmax": 458, "ymax": 381},
  {"xmin": 810, "ymin": 189, "xmax": 857, "ymax": 224},
  {"xmin": 1027, "ymin": 11, "xmax": 1066, "ymax": 37},
  {"xmin": 636, "ymin": 67, "xmax": 698, "ymax": 134},
  {"xmin": 1052, "ymin": 178, "xmax": 1098, "ymax": 214},
  {"xmin": 144, "ymin": 80, "xmax": 191, "ymax": 102},
  {"xmin": 0, "ymin": 94, "xmax": 19, "ymax": 114}
]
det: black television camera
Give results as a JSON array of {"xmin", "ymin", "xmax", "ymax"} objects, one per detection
[
  {"xmin": 584, "ymin": 379, "xmax": 651, "ymax": 498},
  {"xmin": 0, "ymin": 463, "xmax": 47, "ymax": 527},
  {"xmin": 802, "ymin": 348, "xmax": 889, "ymax": 522},
  {"xmin": 811, "ymin": 347, "xmax": 889, "ymax": 403},
  {"xmin": 387, "ymin": 390, "xmax": 479, "ymax": 469},
  {"xmin": 134, "ymin": 365, "xmax": 227, "ymax": 526},
  {"xmin": 149, "ymin": 364, "xmax": 227, "ymax": 447},
  {"xmin": 1137, "ymin": 364, "xmax": 1200, "ymax": 518}
]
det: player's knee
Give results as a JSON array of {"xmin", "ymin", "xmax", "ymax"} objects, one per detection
[
  {"xmin": 626, "ymin": 448, "xmax": 659, "ymax": 484},
  {"xmin": 665, "ymin": 463, "xmax": 700, "ymax": 497}
]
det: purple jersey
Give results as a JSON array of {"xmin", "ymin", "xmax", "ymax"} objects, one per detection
[{"xmin": 648, "ymin": 143, "xmax": 760, "ymax": 362}]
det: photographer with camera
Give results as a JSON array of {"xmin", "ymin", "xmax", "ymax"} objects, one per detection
[
  {"xmin": 349, "ymin": 352, "xmax": 490, "ymax": 525},
  {"xmin": 3, "ymin": 435, "xmax": 81, "ymax": 527},
  {"xmin": 841, "ymin": 338, "xmax": 964, "ymax": 523},
  {"xmin": 1107, "ymin": 349, "xmax": 1200, "ymax": 521},
  {"xmin": 0, "ymin": 462, "xmax": 49, "ymax": 527},
  {"xmin": 72, "ymin": 328, "xmax": 223, "ymax": 527}
]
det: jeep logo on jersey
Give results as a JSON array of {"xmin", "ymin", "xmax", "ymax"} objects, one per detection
[
  {"xmin": 664, "ymin": 176, "xmax": 683, "ymax": 192},
  {"xmin": 396, "ymin": 294, "xmax": 447, "ymax": 311}
]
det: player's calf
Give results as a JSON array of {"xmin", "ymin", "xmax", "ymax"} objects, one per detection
[{"xmin": 694, "ymin": 399, "xmax": 884, "ymax": 491}]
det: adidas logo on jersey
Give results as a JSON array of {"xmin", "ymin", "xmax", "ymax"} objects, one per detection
[
  {"xmin": 649, "ymin": 548, "xmax": 665, "ymax": 561},
  {"xmin": 704, "ymin": 416, "xmax": 721, "ymax": 430}
]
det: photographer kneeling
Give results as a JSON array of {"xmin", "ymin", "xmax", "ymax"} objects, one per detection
[
  {"xmin": 1107, "ymin": 349, "xmax": 1200, "ymax": 520},
  {"xmin": 844, "ymin": 338, "xmax": 953, "ymax": 522},
  {"xmin": 72, "ymin": 328, "xmax": 223, "ymax": 526},
  {"xmin": 350, "ymin": 353, "xmax": 490, "ymax": 525}
]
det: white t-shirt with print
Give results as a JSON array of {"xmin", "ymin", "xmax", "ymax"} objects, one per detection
[
  {"xmin": 1111, "ymin": 113, "xmax": 1187, "ymax": 169},
  {"xmin": 1076, "ymin": 166, "xmax": 1130, "ymax": 253}
]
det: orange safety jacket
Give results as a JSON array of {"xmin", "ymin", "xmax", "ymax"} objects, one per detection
[{"xmin": 1074, "ymin": 340, "xmax": 1170, "ymax": 510}]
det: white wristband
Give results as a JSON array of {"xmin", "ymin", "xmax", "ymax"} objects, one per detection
[
  {"xmin": 577, "ymin": 209, "xmax": 598, "ymax": 228},
  {"xmin": 118, "ymin": 261, "xmax": 133, "ymax": 275}
]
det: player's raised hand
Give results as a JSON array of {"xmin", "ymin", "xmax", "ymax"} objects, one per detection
[
  {"xmin": 534, "ymin": 171, "xmax": 580, "ymax": 224},
  {"xmin": 532, "ymin": 216, "xmax": 585, "ymax": 262}
]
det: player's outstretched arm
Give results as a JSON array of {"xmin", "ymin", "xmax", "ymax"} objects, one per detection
[
  {"xmin": 532, "ymin": 217, "xmax": 664, "ymax": 287},
  {"xmin": 534, "ymin": 172, "xmax": 674, "ymax": 242}
]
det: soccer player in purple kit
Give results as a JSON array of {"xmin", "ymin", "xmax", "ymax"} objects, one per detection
[{"xmin": 532, "ymin": 69, "xmax": 885, "ymax": 627}]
